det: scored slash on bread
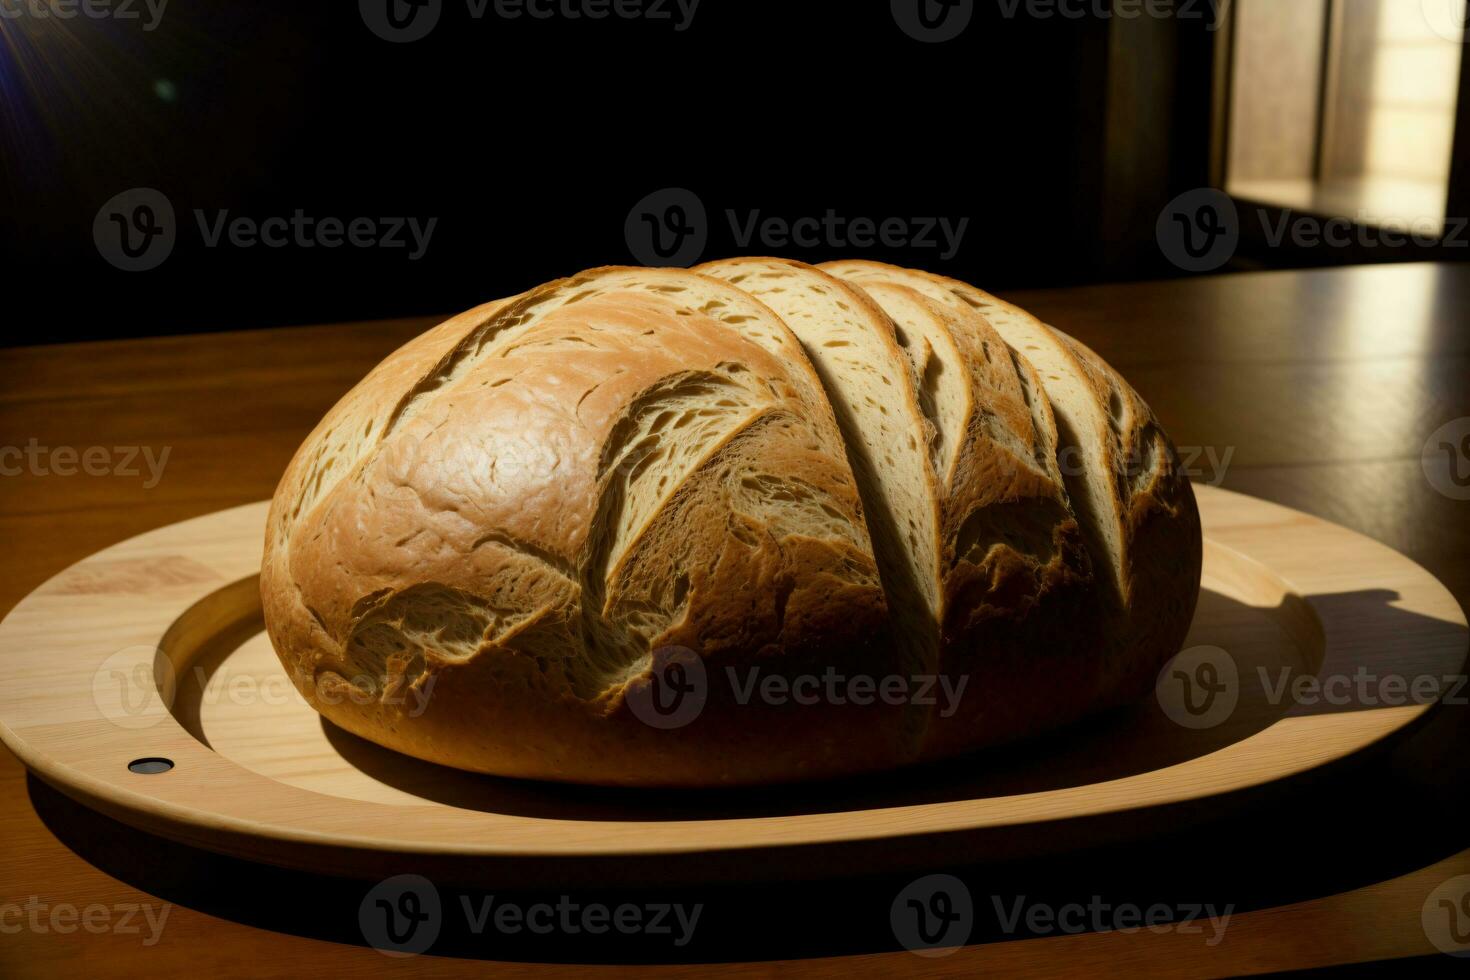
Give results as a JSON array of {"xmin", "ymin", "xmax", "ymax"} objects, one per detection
[
  {"xmin": 817, "ymin": 272, "xmax": 1096, "ymax": 755},
  {"xmin": 263, "ymin": 267, "xmax": 910, "ymax": 785},
  {"xmin": 262, "ymin": 259, "xmax": 1202, "ymax": 785},
  {"xmin": 696, "ymin": 257, "xmax": 944, "ymax": 749},
  {"xmin": 821, "ymin": 260, "xmax": 1202, "ymax": 727}
]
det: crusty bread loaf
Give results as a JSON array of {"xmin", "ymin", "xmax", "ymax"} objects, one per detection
[
  {"xmin": 841, "ymin": 279, "xmax": 1097, "ymax": 755},
  {"xmin": 821, "ymin": 260, "xmax": 1203, "ymax": 740},
  {"xmin": 695, "ymin": 258, "xmax": 942, "ymax": 749},
  {"xmin": 262, "ymin": 260, "xmax": 1201, "ymax": 786}
]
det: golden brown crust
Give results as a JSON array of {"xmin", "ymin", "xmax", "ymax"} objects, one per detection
[
  {"xmin": 820, "ymin": 260, "xmax": 1202, "ymax": 756},
  {"xmin": 1057, "ymin": 331, "xmax": 1204, "ymax": 697},
  {"xmin": 262, "ymin": 261, "xmax": 1202, "ymax": 786},
  {"xmin": 828, "ymin": 279, "xmax": 1095, "ymax": 759},
  {"xmin": 262, "ymin": 271, "xmax": 909, "ymax": 785},
  {"xmin": 694, "ymin": 257, "xmax": 945, "ymax": 753}
]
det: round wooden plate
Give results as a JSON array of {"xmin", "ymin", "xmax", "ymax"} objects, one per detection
[{"xmin": 1, "ymin": 486, "xmax": 1465, "ymax": 886}]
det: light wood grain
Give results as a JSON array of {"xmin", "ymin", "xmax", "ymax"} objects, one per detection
[{"xmin": 0, "ymin": 486, "xmax": 1461, "ymax": 888}]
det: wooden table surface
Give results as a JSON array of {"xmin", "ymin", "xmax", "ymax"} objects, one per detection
[{"xmin": 1, "ymin": 262, "xmax": 1467, "ymax": 977}]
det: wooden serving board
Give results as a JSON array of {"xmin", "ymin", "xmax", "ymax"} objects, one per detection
[{"xmin": 0, "ymin": 486, "xmax": 1464, "ymax": 886}]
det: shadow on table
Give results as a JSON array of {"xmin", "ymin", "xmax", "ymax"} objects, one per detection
[
  {"xmin": 317, "ymin": 586, "xmax": 1453, "ymax": 821},
  {"xmin": 27, "ymin": 579, "xmax": 1470, "ymax": 963}
]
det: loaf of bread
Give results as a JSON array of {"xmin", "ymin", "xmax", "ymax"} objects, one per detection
[{"xmin": 261, "ymin": 259, "xmax": 1201, "ymax": 786}]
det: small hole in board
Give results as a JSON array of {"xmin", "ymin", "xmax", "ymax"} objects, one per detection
[{"xmin": 128, "ymin": 758, "xmax": 173, "ymax": 775}]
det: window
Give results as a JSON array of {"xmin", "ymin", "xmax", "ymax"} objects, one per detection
[{"xmin": 1223, "ymin": 0, "xmax": 1465, "ymax": 235}]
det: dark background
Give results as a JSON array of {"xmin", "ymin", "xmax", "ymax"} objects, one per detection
[
  {"xmin": 0, "ymin": 0, "xmax": 1205, "ymax": 342},
  {"xmin": 0, "ymin": 0, "xmax": 1461, "ymax": 344}
]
